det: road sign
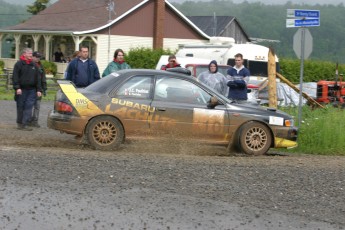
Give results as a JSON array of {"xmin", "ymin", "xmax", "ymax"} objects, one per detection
[
  {"xmin": 293, "ymin": 28, "xmax": 313, "ymax": 59},
  {"xmin": 287, "ymin": 9, "xmax": 320, "ymax": 18},
  {"xmin": 286, "ymin": 9, "xmax": 319, "ymax": 128},
  {"xmin": 286, "ymin": 18, "xmax": 320, "ymax": 28}
]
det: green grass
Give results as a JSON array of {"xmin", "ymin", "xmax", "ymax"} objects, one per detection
[
  {"xmin": 0, "ymin": 88, "xmax": 57, "ymax": 101},
  {"xmin": 280, "ymin": 105, "xmax": 345, "ymax": 156}
]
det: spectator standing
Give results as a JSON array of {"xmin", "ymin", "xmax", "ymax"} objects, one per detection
[
  {"xmin": 66, "ymin": 46, "xmax": 100, "ymax": 87},
  {"xmin": 197, "ymin": 60, "xmax": 228, "ymax": 96},
  {"xmin": 227, "ymin": 53, "xmax": 250, "ymax": 102},
  {"xmin": 53, "ymin": 48, "xmax": 64, "ymax": 62},
  {"xmin": 29, "ymin": 51, "xmax": 47, "ymax": 128},
  {"xmin": 64, "ymin": 50, "xmax": 80, "ymax": 79},
  {"xmin": 102, "ymin": 49, "xmax": 131, "ymax": 77},
  {"xmin": 12, "ymin": 48, "xmax": 42, "ymax": 131},
  {"xmin": 161, "ymin": 54, "xmax": 181, "ymax": 70}
]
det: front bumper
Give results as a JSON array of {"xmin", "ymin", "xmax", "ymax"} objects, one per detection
[{"xmin": 273, "ymin": 126, "xmax": 298, "ymax": 149}]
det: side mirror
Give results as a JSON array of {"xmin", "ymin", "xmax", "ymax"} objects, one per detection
[{"xmin": 207, "ymin": 96, "xmax": 219, "ymax": 109}]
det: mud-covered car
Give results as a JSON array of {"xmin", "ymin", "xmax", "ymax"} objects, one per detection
[{"xmin": 47, "ymin": 69, "xmax": 298, "ymax": 155}]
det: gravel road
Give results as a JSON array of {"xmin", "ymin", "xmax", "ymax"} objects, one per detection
[{"xmin": 0, "ymin": 100, "xmax": 344, "ymax": 229}]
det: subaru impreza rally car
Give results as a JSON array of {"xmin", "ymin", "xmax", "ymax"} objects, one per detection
[{"xmin": 48, "ymin": 69, "xmax": 297, "ymax": 155}]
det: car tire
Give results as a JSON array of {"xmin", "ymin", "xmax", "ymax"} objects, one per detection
[
  {"xmin": 86, "ymin": 116, "xmax": 124, "ymax": 151},
  {"xmin": 238, "ymin": 121, "xmax": 272, "ymax": 155}
]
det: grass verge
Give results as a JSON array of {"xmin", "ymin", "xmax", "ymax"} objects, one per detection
[{"xmin": 280, "ymin": 105, "xmax": 345, "ymax": 156}]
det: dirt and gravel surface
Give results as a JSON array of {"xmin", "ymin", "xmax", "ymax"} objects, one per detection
[{"xmin": 0, "ymin": 100, "xmax": 344, "ymax": 230}]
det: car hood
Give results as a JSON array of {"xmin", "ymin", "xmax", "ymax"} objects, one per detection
[{"xmin": 225, "ymin": 102, "xmax": 293, "ymax": 120}]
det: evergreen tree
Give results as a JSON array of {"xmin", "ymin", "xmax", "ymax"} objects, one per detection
[{"xmin": 27, "ymin": 0, "xmax": 49, "ymax": 15}]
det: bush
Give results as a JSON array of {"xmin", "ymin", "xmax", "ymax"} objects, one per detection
[
  {"xmin": 126, "ymin": 47, "xmax": 174, "ymax": 69},
  {"xmin": 0, "ymin": 60, "xmax": 4, "ymax": 75},
  {"xmin": 279, "ymin": 58, "xmax": 344, "ymax": 83},
  {"xmin": 41, "ymin": 60, "xmax": 57, "ymax": 76}
]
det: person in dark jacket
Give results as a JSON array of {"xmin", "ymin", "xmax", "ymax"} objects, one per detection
[
  {"xmin": 29, "ymin": 51, "xmax": 47, "ymax": 128},
  {"xmin": 227, "ymin": 53, "xmax": 250, "ymax": 102},
  {"xmin": 66, "ymin": 46, "xmax": 100, "ymax": 87},
  {"xmin": 102, "ymin": 49, "xmax": 131, "ymax": 77},
  {"xmin": 12, "ymin": 48, "xmax": 42, "ymax": 131}
]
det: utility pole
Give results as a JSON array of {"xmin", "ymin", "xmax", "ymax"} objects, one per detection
[
  {"xmin": 107, "ymin": 0, "xmax": 115, "ymax": 62},
  {"xmin": 268, "ymin": 47, "xmax": 277, "ymax": 108}
]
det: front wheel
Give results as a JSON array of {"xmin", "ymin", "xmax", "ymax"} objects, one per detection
[
  {"xmin": 86, "ymin": 116, "xmax": 124, "ymax": 151},
  {"xmin": 238, "ymin": 121, "xmax": 272, "ymax": 155}
]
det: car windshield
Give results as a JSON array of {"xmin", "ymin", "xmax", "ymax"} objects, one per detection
[{"xmin": 86, "ymin": 73, "xmax": 120, "ymax": 93}]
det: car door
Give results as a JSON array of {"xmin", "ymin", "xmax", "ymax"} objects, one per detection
[
  {"xmin": 149, "ymin": 75, "xmax": 230, "ymax": 142},
  {"xmin": 108, "ymin": 75, "xmax": 154, "ymax": 136}
]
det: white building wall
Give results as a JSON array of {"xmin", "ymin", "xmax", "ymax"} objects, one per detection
[{"xmin": 96, "ymin": 35, "xmax": 207, "ymax": 75}]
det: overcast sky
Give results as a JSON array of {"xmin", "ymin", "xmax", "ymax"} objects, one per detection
[{"xmin": 3, "ymin": 0, "xmax": 345, "ymax": 6}]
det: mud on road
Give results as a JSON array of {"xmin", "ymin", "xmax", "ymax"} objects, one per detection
[{"xmin": 0, "ymin": 100, "xmax": 344, "ymax": 229}]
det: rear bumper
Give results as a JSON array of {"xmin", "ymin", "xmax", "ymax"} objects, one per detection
[{"xmin": 47, "ymin": 110, "xmax": 88, "ymax": 136}]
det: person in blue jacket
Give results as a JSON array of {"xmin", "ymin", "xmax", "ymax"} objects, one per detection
[
  {"xmin": 66, "ymin": 46, "xmax": 100, "ymax": 87},
  {"xmin": 227, "ymin": 53, "xmax": 250, "ymax": 103}
]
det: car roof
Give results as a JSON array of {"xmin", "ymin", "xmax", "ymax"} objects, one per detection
[
  {"xmin": 86, "ymin": 68, "xmax": 199, "ymax": 94},
  {"xmin": 112, "ymin": 68, "xmax": 194, "ymax": 80}
]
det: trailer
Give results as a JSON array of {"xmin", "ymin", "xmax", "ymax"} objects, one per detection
[{"xmin": 175, "ymin": 37, "xmax": 279, "ymax": 84}]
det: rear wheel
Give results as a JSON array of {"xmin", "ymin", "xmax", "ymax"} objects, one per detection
[
  {"xmin": 238, "ymin": 121, "xmax": 272, "ymax": 155},
  {"xmin": 86, "ymin": 116, "xmax": 124, "ymax": 151}
]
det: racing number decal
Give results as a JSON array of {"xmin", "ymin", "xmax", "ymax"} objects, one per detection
[
  {"xmin": 60, "ymin": 84, "xmax": 103, "ymax": 115},
  {"xmin": 193, "ymin": 108, "xmax": 224, "ymax": 134}
]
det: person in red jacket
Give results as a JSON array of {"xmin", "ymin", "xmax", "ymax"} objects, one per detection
[
  {"xmin": 161, "ymin": 54, "xmax": 181, "ymax": 70},
  {"xmin": 12, "ymin": 48, "xmax": 42, "ymax": 131}
]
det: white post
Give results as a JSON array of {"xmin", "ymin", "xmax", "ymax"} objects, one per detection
[
  {"xmin": 13, "ymin": 34, "xmax": 22, "ymax": 60},
  {"xmin": 43, "ymin": 35, "xmax": 52, "ymax": 61}
]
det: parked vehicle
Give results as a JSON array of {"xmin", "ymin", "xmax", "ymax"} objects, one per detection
[
  {"xmin": 47, "ymin": 69, "xmax": 298, "ymax": 155},
  {"xmin": 316, "ymin": 80, "xmax": 345, "ymax": 107},
  {"xmin": 155, "ymin": 55, "xmax": 211, "ymax": 71},
  {"xmin": 176, "ymin": 37, "xmax": 279, "ymax": 83}
]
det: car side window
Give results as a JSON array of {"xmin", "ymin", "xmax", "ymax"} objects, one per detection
[
  {"xmin": 154, "ymin": 76, "xmax": 211, "ymax": 104},
  {"xmin": 116, "ymin": 76, "xmax": 152, "ymax": 99}
]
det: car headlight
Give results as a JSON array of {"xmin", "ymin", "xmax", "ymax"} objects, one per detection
[{"xmin": 284, "ymin": 119, "xmax": 294, "ymax": 127}]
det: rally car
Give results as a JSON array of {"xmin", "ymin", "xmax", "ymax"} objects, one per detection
[{"xmin": 47, "ymin": 69, "xmax": 298, "ymax": 155}]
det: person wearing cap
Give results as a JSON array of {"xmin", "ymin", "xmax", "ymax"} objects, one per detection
[
  {"xmin": 29, "ymin": 51, "xmax": 47, "ymax": 128},
  {"xmin": 226, "ymin": 53, "xmax": 250, "ymax": 103},
  {"xmin": 102, "ymin": 49, "xmax": 131, "ymax": 77},
  {"xmin": 197, "ymin": 60, "xmax": 228, "ymax": 96},
  {"xmin": 12, "ymin": 48, "xmax": 42, "ymax": 131},
  {"xmin": 161, "ymin": 54, "xmax": 181, "ymax": 70}
]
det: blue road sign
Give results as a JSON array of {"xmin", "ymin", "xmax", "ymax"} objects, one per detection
[
  {"xmin": 287, "ymin": 9, "xmax": 320, "ymax": 19},
  {"xmin": 286, "ymin": 18, "xmax": 320, "ymax": 28}
]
